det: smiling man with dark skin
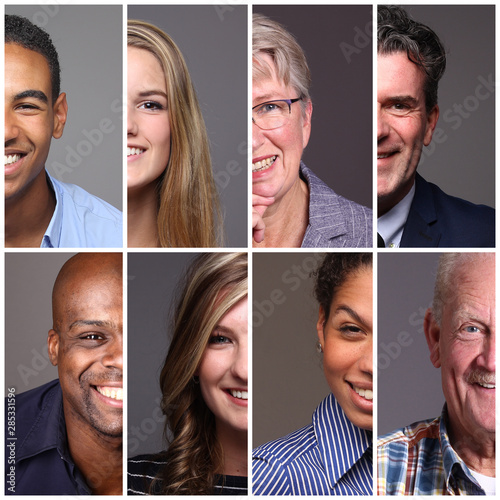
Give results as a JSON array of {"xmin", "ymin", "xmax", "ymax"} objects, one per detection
[
  {"xmin": 6, "ymin": 253, "xmax": 123, "ymax": 495},
  {"xmin": 5, "ymin": 15, "xmax": 122, "ymax": 248}
]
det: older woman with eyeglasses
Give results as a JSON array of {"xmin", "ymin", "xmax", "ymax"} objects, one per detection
[{"xmin": 252, "ymin": 14, "xmax": 372, "ymax": 248}]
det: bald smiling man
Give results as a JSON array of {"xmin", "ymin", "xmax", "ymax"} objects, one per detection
[{"xmin": 6, "ymin": 253, "xmax": 123, "ymax": 495}]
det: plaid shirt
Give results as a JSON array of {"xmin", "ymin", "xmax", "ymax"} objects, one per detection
[{"xmin": 377, "ymin": 406, "xmax": 487, "ymax": 495}]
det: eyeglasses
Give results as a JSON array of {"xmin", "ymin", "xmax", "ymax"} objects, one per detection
[{"xmin": 252, "ymin": 97, "xmax": 302, "ymax": 130}]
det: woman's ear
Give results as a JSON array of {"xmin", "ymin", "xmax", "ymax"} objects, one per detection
[{"xmin": 316, "ymin": 306, "xmax": 326, "ymax": 345}]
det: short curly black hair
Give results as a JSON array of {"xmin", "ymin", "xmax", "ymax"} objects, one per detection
[
  {"xmin": 5, "ymin": 14, "xmax": 61, "ymax": 101},
  {"xmin": 314, "ymin": 253, "xmax": 372, "ymax": 321}
]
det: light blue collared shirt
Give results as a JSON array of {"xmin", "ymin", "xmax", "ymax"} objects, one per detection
[
  {"xmin": 378, "ymin": 182, "xmax": 415, "ymax": 248},
  {"xmin": 41, "ymin": 171, "xmax": 122, "ymax": 248}
]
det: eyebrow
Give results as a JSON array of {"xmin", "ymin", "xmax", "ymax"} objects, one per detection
[
  {"xmin": 68, "ymin": 320, "xmax": 116, "ymax": 331},
  {"xmin": 14, "ymin": 89, "xmax": 48, "ymax": 104},
  {"xmin": 332, "ymin": 305, "xmax": 369, "ymax": 326},
  {"xmin": 138, "ymin": 90, "xmax": 168, "ymax": 100},
  {"xmin": 252, "ymin": 94, "xmax": 280, "ymax": 106},
  {"xmin": 212, "ymin": 325, "xmax": 233, "ymax": 335},
  {"xmin": 388, "ymin": 95, "xmax": 419, "ymax": 106}
]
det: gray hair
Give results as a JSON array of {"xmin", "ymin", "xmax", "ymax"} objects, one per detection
[
  {"xmin": 378, "ymin": 5, "xmax": 446, "ymax": 113},
  {"xmin": 252, "ymin": 13, "xmax": 311, "ymax": 102},
  {"xmin": 432, "ymin": 253, "xmax": 493, "ymax": 325}
]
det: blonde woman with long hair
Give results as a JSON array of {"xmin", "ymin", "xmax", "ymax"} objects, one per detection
[
  {"xmin": 128, "ymin": 253, "xmax": 248, "ymax": 494},
  {"xmin": 127, "ymin": 20, "xmax": 223, "ymax": 247}
]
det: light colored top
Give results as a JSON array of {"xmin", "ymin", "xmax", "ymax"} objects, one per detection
[
  {"xmin": 377, "ymin": 182, "xmax": 415, "ymax": 248},
  {"xmin": 41, "ymin": 171, "xmax": 122, "ymax": 248}
]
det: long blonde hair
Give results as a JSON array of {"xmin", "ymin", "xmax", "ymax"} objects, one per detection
[
  {"xmin": 157, "ymin": 253, "xmax": 247, "ymax": 494},
  {"xmin": 128, "ymin": 20, "xmax": 223, "ymax": 247}
]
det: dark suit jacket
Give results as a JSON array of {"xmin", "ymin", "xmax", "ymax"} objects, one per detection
[{"xmin": 400, "ymin": 174, "xmax": 495, "ymax": 248}]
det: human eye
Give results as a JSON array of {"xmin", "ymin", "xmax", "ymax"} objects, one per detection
[
  {"xmin": 257, "ymin": 101, "xmax": 285, "ymax": 115},
  {"xmin": 139, "ymin": 100, "xmax": 164, "ymax": 111},
  {"xmin": 15, "ymin": 102, "xmax": 42, "ymax": 114},
  {"xmin": 79, "ymin": 332, "xmax": 106, "ymax": 344},
  {"xmin": 209, "ymin": 335, "xmax": 231, "ymax": 345},
  {"xmin": 339, "ymin": 324, "xmax": 365, "ymax": 339}
]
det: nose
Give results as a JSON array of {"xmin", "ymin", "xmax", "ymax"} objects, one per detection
[
  {"xmin": 252, "ymin": 120, "xmax": 265, "ymax": 153},
  {"xmin": 127, "ymin": 105, "xmax": 138, "ymax": 136},
  {"xmin": 5, "ymin": 108, "xmax": 20, "ymax": 143},
  {"xmin": 231, "ymin": 338, "xmax": 248, "ymax": 383},
  {"xmin": 377, "ymin": 105, "xmax": 390, "ymax": 142},
  {"xmin": 479, "ymin": 332, "xmax": 495, "ymax": 373},
  {"xmin": 358, "ymin": 337, "xmax": 373, "ymax": 378},
  {"xmin": 102, "ymin": 335, "xmax": 123, "ymax": 372}
]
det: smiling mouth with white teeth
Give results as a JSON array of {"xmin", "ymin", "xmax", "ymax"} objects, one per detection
[
  {"xmin": 230, "ymin": 389, "xmax": 248, "ymax": 400},
  {"xmin": 95, "ymin": 386, "xmax": 123, "ymax": 401},
  {"xmin": 477, "ymin": 381, "xmax": 495, "ymax": 389},
  {"xmin": 377, "ymin": 152, "xmax": 396, "ymax": 159},
  {"xmin": 5, "ymin": 154, "xmax": 23, "ymax": 166},
  {"xmin": 252, "ymin": 155, "xmax": 276, "ymax": 172},
  {"xmin": 352, "ymin": 385, "xmax": 373, "ymax": 401},
  {"xmin": 127, "ymin": 147, "xmax": 145, "ymax": 157}
]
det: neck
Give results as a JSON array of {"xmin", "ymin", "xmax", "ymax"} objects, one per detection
[
  {"xmin": 65, "ymin": 409, "xmax": 123, "ymax": 494},
  {"xmin": 253, "ymin": 176, "xmax": 309, "ymax": 248},
  {"xmin": 217, "ymin": 423, "xmax": 247, "ymax": 477},
  {"xmin": 128, "ymin": 184, "xmax": 160, "ymax": 247},
  {"xmin": 5, "ymin": 170, "xmax": 56, "ymax": 247},
  {"xmin": 448, "ymin": 417, "xmax": 495, "ymax": 476}
]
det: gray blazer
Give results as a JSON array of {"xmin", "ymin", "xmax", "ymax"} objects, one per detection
[{"xmin": 300, "ymin": 163, "xmax": 372, "ymax": 248}]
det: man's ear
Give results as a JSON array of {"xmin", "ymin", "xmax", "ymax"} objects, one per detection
[
  {"xmin": 48, "ymin": 329, "xmax": 60, "ymax": 366},
  {"xmin": 316, "ymin": 305, "xmax": 326, "ymax": 346},
  {"xmin": 423, "ymin": 105, "xmax": 439, "ymax": 146},
  {"xmin": 52, "ymin": 92, "xmax": 68, "ymax": 139},
  {"xmin": 424, "ymin": 308, "xmax": 441, "ymax": 368}
]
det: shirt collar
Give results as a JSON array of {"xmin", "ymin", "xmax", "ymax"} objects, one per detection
[
  {"xmin": 41, "ymin": 171, "xmax": 63, "ymax": 248},
  {"xmin": 313, "ymin": 393, "xmax": 372, "ymax": 489},
  {"xmin": 17, "ymin": 381, "xmax": 72, "ymax": 463},
  {"xmin": 300, "ymin": 162, "xmax": 348, "ymax": 240},
  {"xmin": 439, "ymin": 405, "xmax": 485, "ymax": 494},
  {"xmin": 378, "ymin": 182, "xmax": 415, "ymax": 248}
]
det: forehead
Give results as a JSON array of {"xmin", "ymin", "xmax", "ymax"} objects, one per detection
[
  {"xmin": 58, "ymin": 273, "xmax": 122, "ymax": 327},
  {"xmin": 377, "ymin": 51, "xmax": 426, "ymax": 99},
  {"xmin": 445, "ymin": 258, "xmax": 495, "ymax": 314},
  {"xmin": 127, "ymin": 46, "xmax": 166, "ymax": 91},
  {"xmin": 5, "ymin": 43, "xmax": 52, "ymax": 95},
  {"xmin": 252, "ymin": 61, "xmax": 296, "ymax": 106}
]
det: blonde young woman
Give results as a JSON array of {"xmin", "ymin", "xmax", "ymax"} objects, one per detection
[
  {"xmin": 127, "ymin": 20, "xmax": 222, "ymax": 247},
  {"xmin": 128, "ymin": 253, "xmax": 248, "ymax": 495}
]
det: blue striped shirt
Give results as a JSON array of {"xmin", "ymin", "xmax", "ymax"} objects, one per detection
[{"xmin": 252, "ymin": 394, "xmax": 373, "ymax": 495}]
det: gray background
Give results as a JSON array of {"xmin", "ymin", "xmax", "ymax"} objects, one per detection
[
  {"xmin": 5, "ymin": 253, "xmax": 75, "ymax": 392},
  {"xmin": 128, "ymin": 5, "xmax": 247, "ymax": 247},
  {"xmin": 254, "ymin": 5, "xmax": 372, "ymax": 208},
  {"xmin": 6, "ymin": 5, "xmax": 123, "ymax": 210},
  {"xmin": 253, "ymin": 252, "xmax": 330, "ymax": 448},
  {"xmin": 127, "ymin": 252, "xmax": 199, "ymax": 457},
  {"xmin": 378, "ymin": 253, "xmax": 443, "ymax": 435},
  {"xmin": 387, "ymin": 5, "xmax": 495, "ymax": 207}
]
